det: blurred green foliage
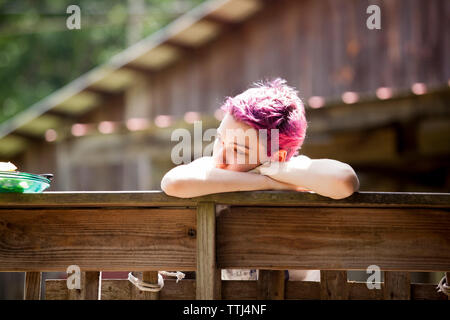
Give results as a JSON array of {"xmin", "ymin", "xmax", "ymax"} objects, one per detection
[{"xmin": 0, "ymin": 0, "xmax": 205, "ymax": 124}]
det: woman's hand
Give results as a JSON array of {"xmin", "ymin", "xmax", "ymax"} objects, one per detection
[{"xmin": 262, "ymin": 175, "xmax": 299, "ymax": 191}]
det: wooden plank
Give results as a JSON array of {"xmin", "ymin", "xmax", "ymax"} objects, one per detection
[
  {"xmin": 217, "ymin": 207, "xmax": 450, "ymax": 271},
  {"xmin": 0, "ymin": 191, "xmax": 448, "ymax": 208},
  {"xmin": 101, "ymin": 278, "xmax": 196, "ymax": 300},
  {"xmin": 84, "ymin": 271, "xmax": 101, "ymax": 300},
  {"xmin": 0, "ymin": 208, "xmax": 196, "ymax": 272},
  {"xmin": 320, "ymin": 271, "xmax": 348, "ymax": 300},
  {"xmin": 196, "ymin": 202, "xmax": 221, "ymax": 300},
  {"xmin": 411, "ymin": 283, "xmax": 449, "ymax": 300},
  {"xmin": 45, "ymin": 278, "xmax": 449, "ymax": 300},
  {"xmin": 66, "ymin": 271, "xmax": 100, "ymax": 300},
  {"xmin": 222, "ymin": 280, "xmax": 258, "ymax": 300},
  {"xmin": 68, "ymin": 272, "xmax": 83, "ymax": 300},
  {"xmin": 257, "ymin": 270, "xmax": 285, "ymax": 300},
  {"xmin": 285, "ymin": 280, "xmax": 321, "ymax": 300},
  {"xmin": 143, "ymin": 271, "xmax": 159, "ymax": 300},
  {"xmin": 383, "ymin": 271, "xmax": 411, "ymax": 300},
  {"xmin": 348, "ymin": 282, "xmax": 382, "ymax": 300},
  {"xmin": 447, "ymin": 272, "xmax": 450, "ymax": 301},
  {"xmin": 24, "ymin": 272, "xmax": 41, "ymax": 300},
  {"xmin": 46, "ymin": 279, "xmax": 68, "ymax": 300}
]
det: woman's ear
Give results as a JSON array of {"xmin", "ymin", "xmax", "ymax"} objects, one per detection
[{"xmin": 272, "ymin": 150, "xmax": 287, "ymax": 162}]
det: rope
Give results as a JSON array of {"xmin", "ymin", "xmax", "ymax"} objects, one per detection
[
  {"xmin": 437, "ymin": 276, "xmax": 450, "ymax": 296},
  {"xmin": 127, "ymin": 271, "xmax": 185, "ymax": 292},
  {"xmin": 159, "ymin": 271, "xmax": 185, "ymax": 283}
]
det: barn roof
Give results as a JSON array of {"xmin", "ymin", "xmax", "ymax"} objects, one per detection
[
  {"xmin": 0, "ymin": 0, "xmax": 448, "ymax": 158},
  {"xmin": 0, "ymin": 0, "xmax": 264, "ymax": 156}
]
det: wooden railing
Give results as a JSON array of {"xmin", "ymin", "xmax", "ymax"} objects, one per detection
[{"xmin": 0, "ymin": 191, "xmax": 449, "ymax": 300}]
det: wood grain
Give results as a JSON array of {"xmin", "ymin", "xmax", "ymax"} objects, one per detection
[
  {"xmin": 0, "ymin": 191, "xmax": 448, "ymax": 208},
  {"xmin": 383, "ymin": 272, "xmax": 411, "ymax": 300},
  {"xmin": 24, "ymin": 272, "xmax": 41, "ymax": 300},
  {"xmin": 257, "ymin": 270, "xmax": 285, "ymax": 300},
  {"xmin": 84, "ymin": 271, "xmax": 101, "ymax": 300},
  {"xmin": 320, "ymin": 271, "xmax": 348, "ymax": 300},
  {"xmin": 217, "ymin": 207, "xmax": 450, "ymax": 271},
  {"xmin": 45, "ymin": 279, "xmax": 449, "ymax": 300},
  {"xmin": 196, "ymin": 202, "xmax": 221, "ymax": 300},
  {"xmin": 143, "ymin": 271, "xmax": 159, "ymax": 300},
  {"xmin": 0, "ymin": 208, "xmax": 196, "ymax": 271}
]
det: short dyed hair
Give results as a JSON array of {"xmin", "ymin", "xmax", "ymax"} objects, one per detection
[{"xmin": 220, "ymin": 78, "xmax": 307, "ymax": 160}]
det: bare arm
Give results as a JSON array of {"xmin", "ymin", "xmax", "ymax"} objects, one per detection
[
  {"xmin": 161, "ymin": 157, "xmax": 297, "ymax": 198},
  {"xmin": 252, "ymin": 155, "xmax": 360, "ymax": 199}
]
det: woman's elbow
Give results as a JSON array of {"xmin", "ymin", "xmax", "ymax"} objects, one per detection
[
  {"xmin": 331, "ymin": 166, "xmax": 359, "ymax": 199},
  {"xmin": 161, "ymin": 174, "xmax": 189, "ymax": 198}
]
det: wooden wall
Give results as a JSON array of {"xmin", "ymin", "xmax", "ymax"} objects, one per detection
[
  {"xmin": 9, "ymin": 0, "xmax": 450, "ymax": 192},
  {"xmin": 140, "ymin": 0, "xmax": 449, "ymax": 116},
  {"xmin": 2, "ymin": 0, "xmax": 449, "ymax": 300}
]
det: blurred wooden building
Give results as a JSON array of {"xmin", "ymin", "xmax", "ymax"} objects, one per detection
[{"xmin": 1, "ymin": 0, "xmax": 449, "ymax": 193}]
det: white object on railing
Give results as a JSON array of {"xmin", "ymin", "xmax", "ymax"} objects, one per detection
[
  {"xmin": 437, "ymin": 276, "xmax": 450, "ymax": 296},
  {"xmin": 127, "ymin": 271, "xmax": 185, "ymax": 292}
]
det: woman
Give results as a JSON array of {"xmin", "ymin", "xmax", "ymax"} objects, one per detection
[{"xmin": 161, "ymin": 78, "xmax": 359, "ymax": 281}]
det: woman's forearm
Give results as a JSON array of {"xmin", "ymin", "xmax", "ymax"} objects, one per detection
[
  {"xmin": 256, "ymin": 156, "xmax": 359, "ymax": 199},
  {"xmin": 161, "ymin": 157, "xmax": 296, "ymax": 198}
]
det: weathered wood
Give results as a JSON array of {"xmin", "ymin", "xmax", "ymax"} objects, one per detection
[
  {"xmin": 65, "ymin": 271, "xmax": 100, "ymax": 300},
  {"xmin": 0, "ymin": 208, "xmax": 196, "ymax": 272},
  {"xmin": 217, "ymin": 207, "xmax": 450, "ymax": 271},
  {"xmin": 285, "ymin": 280, "xmax": 320, "ymax": 300},
  {"xmin": 320, "ymin": 271, "xmax": 348, "ymax": 300},
  {"xmin": 196, "ymin": 202, "xmax": 221, "ymax": 300},
  {"xmin": 447, "ymin": 272, "xmax": 450, "ymax": 300},
  {"xmin": 411, "ymin": 283, "xmax": 449, "ymax": 300},
  {"xmin": 143, "ymin": 271, "xmax": 159, "ymax": 300},
  {"xmin": 45, "ymin": 279, "xmax": 448, "ymax": 300},
  {"xmin": 2, "ymin": 204, "xmax": 449, "ymax": 272},
  {"xmin": 383, "ymin": 272, "xmax": 411, "ymax": 300},
  {"xmin": 348, "ymin": 282, "xmax": 382, "ymax": 300},
  {"xmin": 68, "ymin": 272, "xmax": 83, "ymax": 300},
  {"xmin": 0, "ymin": 191, "xmax": 448, "ymax": 208},
  {"xmin": 24, "ymin": 272, "xmax": 41, "ymax": 300},
  {"xmin": 257, "ymin": 270, "xmax": 285, "ymax": 300},
  {"xmin": 84, "ymin": 271, "xmax": 101, "ymax": 300}
]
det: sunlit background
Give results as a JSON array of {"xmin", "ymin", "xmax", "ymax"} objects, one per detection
[{"xmin": 0, "ymin": 0, "xmax": 449, "ymax": 299}]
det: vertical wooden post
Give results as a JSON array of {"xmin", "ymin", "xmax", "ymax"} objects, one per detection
[
  {"xmin": 143, "ymin": 271, "xmax": 160, "ymax": 300},
  {"xmin": 196, "ymin": 202, "xmax": 221, "ymax": 300},
  {"xmin": 24, "ymin": 272, "xmax": 41, "ymax": 300},
  {"xmin": 257, "ymin": 270, "xmax": 285, "ymax": 300},
  {"xmin": 446, "ymin": 272, "xmax": 450, "ymax": 300},
  {"xmin": 68, "ymin": 272, "xmax": 83, "ymax": 300},
  {"xmin": 68, "ymin": 271, "xmax": 101, "ymax": 300},
  {"xmin": 320, "ymin": 270, "xmax": 348, "ymax": 300},
  {"xmin": 383, "ymin": 271, "xmax": 411, "ymax": 300},
  {"xmin": 84, "ymin": 271, "xmax": 101, "ymax": 300}
]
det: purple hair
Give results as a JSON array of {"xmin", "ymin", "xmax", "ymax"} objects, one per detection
[{"xmin": 220, "ymin": 78, "xmax": 307, "ymax": 160}]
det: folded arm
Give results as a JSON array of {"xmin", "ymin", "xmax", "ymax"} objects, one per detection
[
  {"xmin": 252, "ymin": 155, "xmax": 360, "ymax": 199},
  {"xmin": 161, "ymin": 156, "xmax": 297, "ymax": 198}
]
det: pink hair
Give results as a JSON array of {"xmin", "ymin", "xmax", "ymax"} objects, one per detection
[{"xmin": 220, "ymin": 78, "xmax": 307, "ymax": 160}]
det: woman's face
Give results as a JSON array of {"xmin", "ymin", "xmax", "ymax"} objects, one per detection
[{"xmin": 212, "ymin": 113, "xmax": 269, "ymax": 172}]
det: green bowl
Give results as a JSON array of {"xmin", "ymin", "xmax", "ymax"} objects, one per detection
[{"xmin": 0, "ymin": 171, "xmax": 51, "ymax": 193}]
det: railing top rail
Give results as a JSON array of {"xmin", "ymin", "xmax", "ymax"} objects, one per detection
[{"xmin": 0, "ymin": 190, "xmax": 449, "ymax": 208}]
